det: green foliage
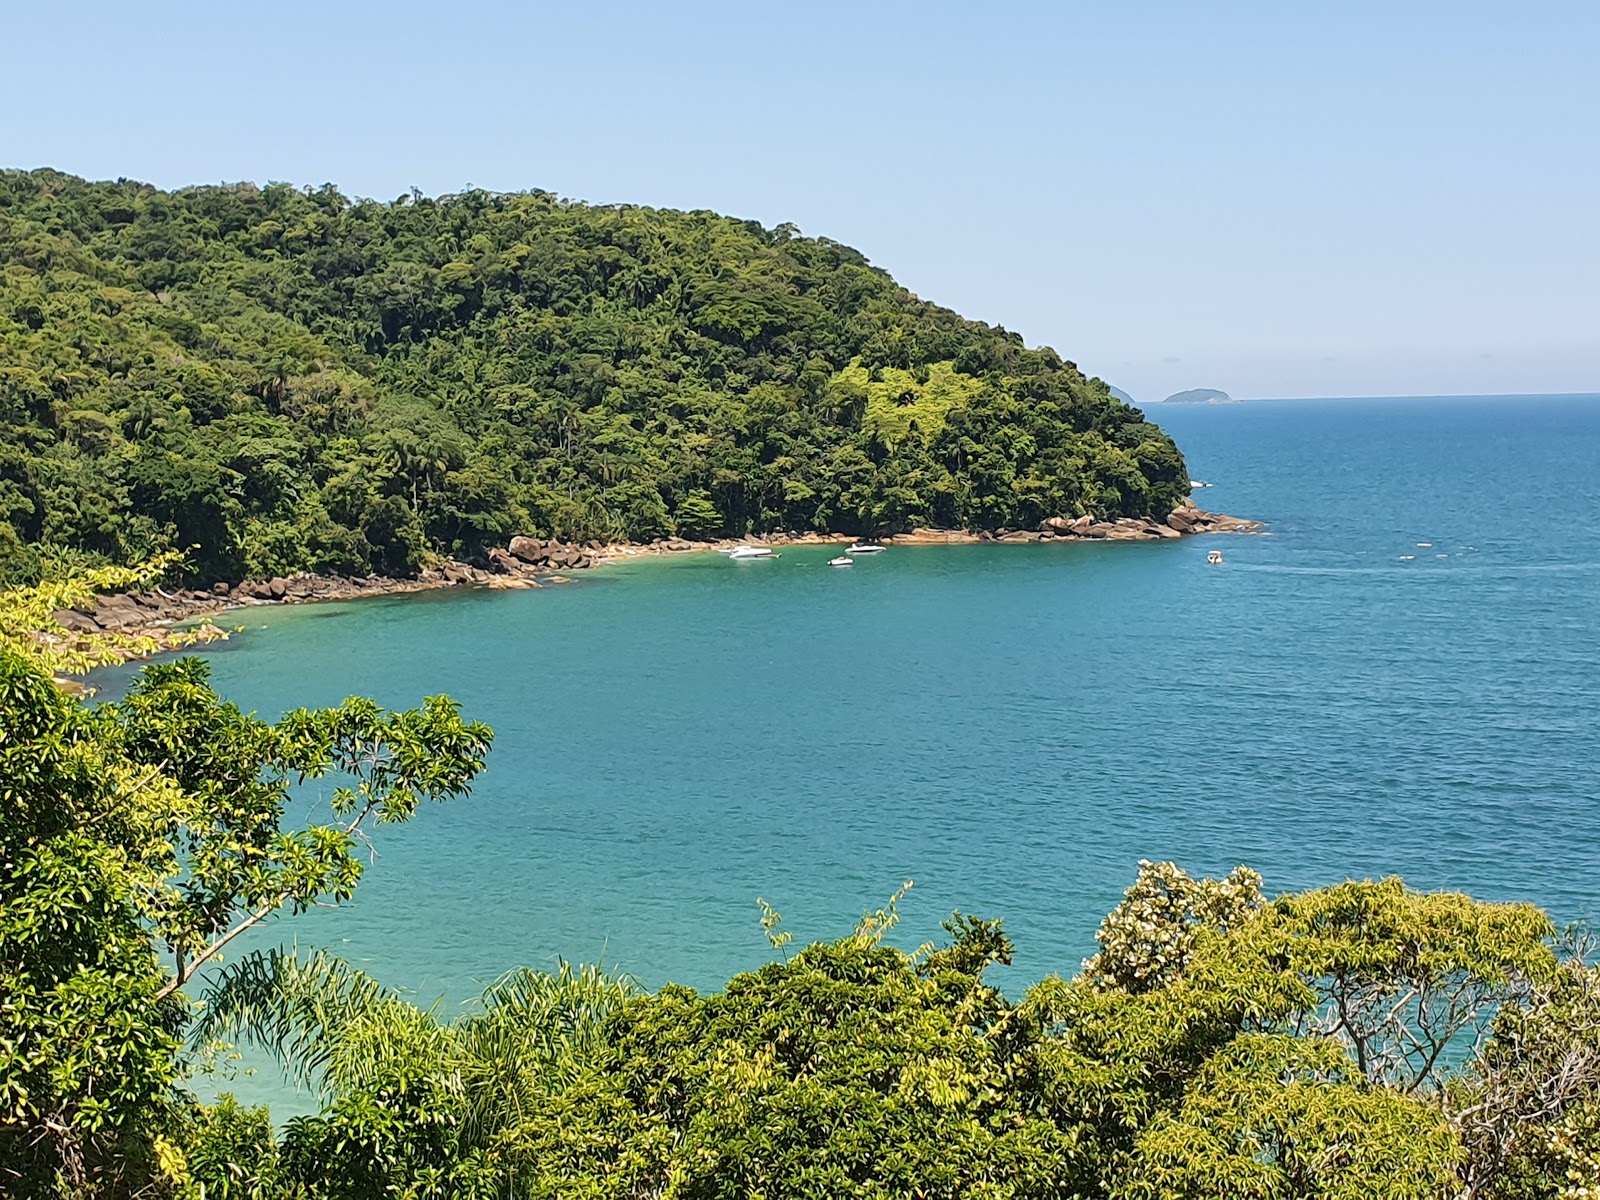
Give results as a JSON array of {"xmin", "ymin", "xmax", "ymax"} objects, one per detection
[
  {"xmin": 224, "ymin": 912, "xmax": 1080, "ymax": 1199},
  {"xmin": 1447, "ymin": 936, "xmax": 1600, "ymax": 1199},
  {"xmin": 0, "ymin": 171, "xmax": 1186, "ymax": 580},
  {"xmin": 846, "ymin": 357, "xmax": 987, "ymax": 442},
  {"xmin": 0, "ymin": 646, "xmax": 491, "ymax": 1194},
  {"xmin": 195, "ymin": 950, "xmax": 639, "ymax": 1199},
  {"xmin": 1260, "ymin": 878, "xmax": 1557, "ymax": 1092},
  {"xmin": 178, "ymin": 1095, "xmax": 281, "ymax": 1200},
  {"xmin": 1119, "ymin": 1033, "xmax": 1457, "ymax": 1199},
  {"xmin": 193, "ymin": 877, "xmax": 1569, "ymax": 1200},
  {"xmin": 0, "ymin": 649, "xmax": 187, "ymax": 1195}
]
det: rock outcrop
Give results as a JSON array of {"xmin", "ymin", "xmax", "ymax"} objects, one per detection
[
  {"xmin": 1028, "ymin": 501, "xmax": 1263, "ymax": 543},
  {"xmin": 504, "ymin": 537, "xmax": 595, "ymax": 571}
]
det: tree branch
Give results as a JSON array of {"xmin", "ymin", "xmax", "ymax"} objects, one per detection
[{"xmin": 154, "ymin": 899, "xmax": 279, "ymax": 1003}]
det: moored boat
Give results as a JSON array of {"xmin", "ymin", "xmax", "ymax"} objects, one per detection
[
  {"xmin": 846, "ymin": 543, "xmax": 885, "ymax": 554},
  {"xmin": 828, "ymin": 555, "xmax": 854, "ymax": 567},
  {"xmin": 728, "ymin": 546, "xmax": 776, "ymax": 560}
]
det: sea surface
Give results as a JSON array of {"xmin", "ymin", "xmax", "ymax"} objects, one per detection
[{"xmin": 100, "ymin": 394, "xmax": 1600, "ymax": 1107}]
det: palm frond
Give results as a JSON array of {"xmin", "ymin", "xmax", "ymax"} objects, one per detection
[
  {"xmin": 452, "ymin": 961, "xmax": 638, "ymax": 1145},
  {"xmin": 192, "ymin": 947, "xmax": 450, "ymax": 1097}
]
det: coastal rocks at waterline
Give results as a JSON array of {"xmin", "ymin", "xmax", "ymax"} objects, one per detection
[
  {"xmin": 45, "ymin": 534, "xmax": 611, "ymax": 651},
  {"xmin": 51, "ymin": 560, "xmax": 515, "ymax": 649},
  {"xmin": 506, "ymin": 536, "xmax": 597, "ymax": 571},
  {"xmin": 1017, "ymin": 502, "xmax": 1262, "ymax": 544},
  {"xmin": 45, "ymin": 511, "xmax": 1258, "ymax": 660}
]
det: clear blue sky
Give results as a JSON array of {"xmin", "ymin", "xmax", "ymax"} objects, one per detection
[{"xmin": 8, "ymin": 1, "xmax": 1596, "ymax": 400}]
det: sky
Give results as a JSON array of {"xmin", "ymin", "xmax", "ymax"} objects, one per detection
[{"xmin": 6, "ymin": 0, "xmax": 1596, "ymax": 401}]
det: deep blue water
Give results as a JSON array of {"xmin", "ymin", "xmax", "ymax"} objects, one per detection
[{"xmin": 103, "ymin": 394, "xmax": 1600, "ymax": 1102}]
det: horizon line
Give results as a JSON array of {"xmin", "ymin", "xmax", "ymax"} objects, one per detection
[{"xmin": 1138, "ymin": 390, "xmax": 1600, "ymax": 405}]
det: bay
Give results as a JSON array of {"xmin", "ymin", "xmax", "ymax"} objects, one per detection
[{"xmin": 106, "ymin": 393, "xmax": 1600, "ymax": 1106}]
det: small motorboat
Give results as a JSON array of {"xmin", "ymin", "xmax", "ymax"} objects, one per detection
[
  {"xmin": 828, "ymin": 555, "xmax": 854, "ymax": 567},
  {"xmin": 728, "ymin": 546, "xmax": 776, "ymax": 560},
  {"xmin": 846, "ymin": 543, "xmax": 885, "ymax": 554},
  {"xmin": 1207, "ymin": 549, "xmax": 1224, "ymax": 565}
]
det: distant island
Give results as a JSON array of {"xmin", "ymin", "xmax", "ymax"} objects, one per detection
[
  {"xmin": 1163, "ymin": 388, "xmax": 1238, "ymax": 404},
  {"xmin": 0, "ymin": 170, "xmax": 1197, "ymax": 587},
  {"xmin": 1107, "ymin": 384, "xmax": 1137, "ymax": 405}
]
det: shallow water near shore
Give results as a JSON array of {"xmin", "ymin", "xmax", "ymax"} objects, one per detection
[{"xmin": 99, "ymin": 393, "xmax": 1600, "ymax": 1111}]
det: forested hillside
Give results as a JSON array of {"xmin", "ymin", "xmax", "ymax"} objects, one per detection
[{"xmin": 0, "ymin": 170, "xmax": 1185, "ymax": 583}]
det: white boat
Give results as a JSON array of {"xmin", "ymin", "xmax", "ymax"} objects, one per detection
[
  {"xmin": 1207, "ymin": 549, "xmax": 1224, "ymax": 565},
  {"xmin": 846, "ymin": 543, "xmax": 885, "ymax": 554},
  {"xmin": 728, "ymin": 545, "xmax": 775, "ymax": 560},
  {"xmin": 828, "ymin": 556, "xmax": 854, "ymax": 567}
]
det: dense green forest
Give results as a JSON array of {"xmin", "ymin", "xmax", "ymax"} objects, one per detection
[{"xmin": 0, "ymin": 170, "xmax": 1186, "ymax": 584}]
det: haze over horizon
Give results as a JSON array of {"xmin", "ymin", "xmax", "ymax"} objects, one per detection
[{"xmin": 8, "ymin": 0, "xmax": 1595, "ymax": 401}]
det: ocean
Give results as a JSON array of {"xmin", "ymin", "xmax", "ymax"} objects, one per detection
[{"xmin": 101, "ymin": 393, "xmax": 1600, "ymax": 1107}]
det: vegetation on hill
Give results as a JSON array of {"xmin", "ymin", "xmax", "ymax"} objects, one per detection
[{"xmin": 0, "ymin": 170, "xmax": 1187, "ymax": 585}]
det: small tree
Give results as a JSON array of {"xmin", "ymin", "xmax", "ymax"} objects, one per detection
[
  {"xmin": 1448, "ymin": 934, "xmax": 1600, "ymax": 1198},
  {"xmin": 672, "ymin": 489, "xmax": 724, "ymax": 540},
  {"xmin": 0, "ymin": 648, "xmax": 493, "ymax": 1194}
]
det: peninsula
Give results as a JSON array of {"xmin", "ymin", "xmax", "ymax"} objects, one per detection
[{"xmin": 1, "ymin": 171, "xmax": 1199, "ymax": 591}]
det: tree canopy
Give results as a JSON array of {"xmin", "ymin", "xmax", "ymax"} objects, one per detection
[
  {"xmin": 0, "ymin": 171, "xmax": 1187, "ymax": 583},
  {"xmin": 0, "ymin": 647, "xmax": 491, "ymax": 1193}
]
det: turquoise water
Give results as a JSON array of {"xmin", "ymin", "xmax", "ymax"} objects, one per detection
[{"xmin": 103, "ymin": 394, "xmax": 1600, "ymax": 1101}]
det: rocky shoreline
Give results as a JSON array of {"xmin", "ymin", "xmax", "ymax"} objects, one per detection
[{"xmin": 51, "ymin": 501, "xmax": 1260, "ymax": 662}]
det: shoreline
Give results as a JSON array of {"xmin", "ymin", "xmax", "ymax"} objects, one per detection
[{"xmin": 53, "ymin": 502, "xmax": 1262, "ymax": 666}]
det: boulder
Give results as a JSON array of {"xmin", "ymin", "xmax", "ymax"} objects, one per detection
[
  {"xmin": 1040, "ymin": 516, "xmax": 1075, "ymax": 536},
  {"xmin": 1166, "ymin": 509, "xmax": 1195, "ymax": 533},
  {"xmin": 211, "ymin": 581, "xmax": 231, "ymax": 596},
  {"xmin": 54, "ymin": 609, "xmax": 101, "ymax": 634},
  {"xmin": 1208, "ymin": 515, "xmax": 1263, "ymax": 532},
  {"xmin": 486, "ymin": 547, "xmax": 519, "ymax": 575},
  {"xmin": 92, "ymin": 594, "xmax": 143, "ymax": 628},
  {"xmin": 268, "ymin": 577, "xmax": 288, "ymax": 599},
  {"xmin": 508, "ymin": 535, "xmax": 545, "ymax": 564}
]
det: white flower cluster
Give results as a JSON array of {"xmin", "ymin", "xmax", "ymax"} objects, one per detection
[{"xmin": 1083, "ymin": 859, "xmax": 1265, "ymax": 993}]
